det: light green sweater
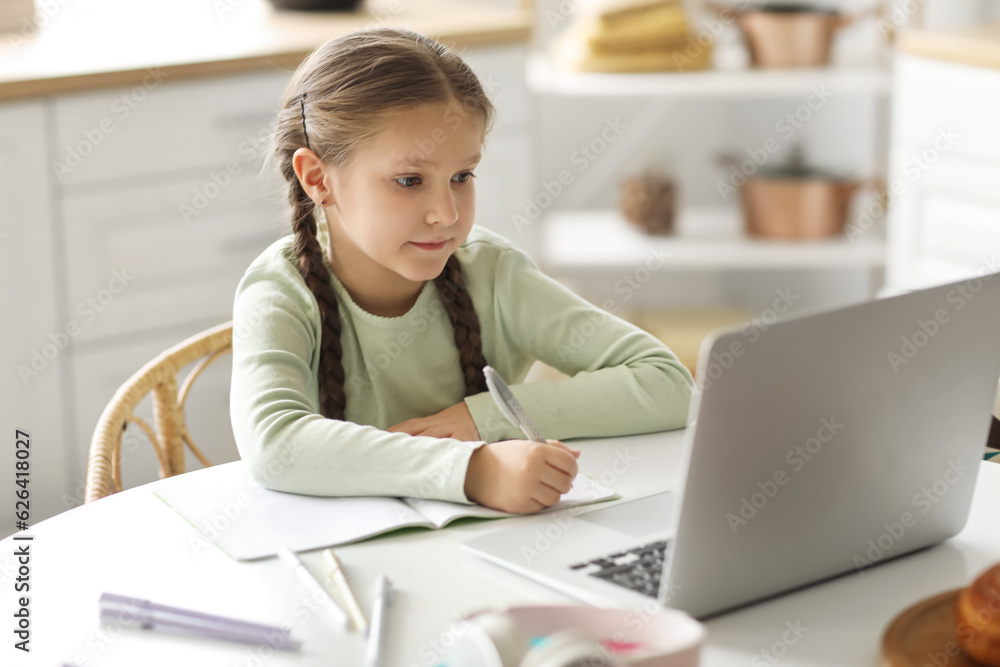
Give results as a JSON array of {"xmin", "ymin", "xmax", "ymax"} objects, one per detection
[{"xmin": 230, "ymin": 222, "xmax": 693, "ymax": 504}]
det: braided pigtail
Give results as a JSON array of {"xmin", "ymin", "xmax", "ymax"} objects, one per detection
[
  {"xmin": 435, "ymin": 254, "xmax": 489, "ymax": 396},
  {"xmin": 287, "ymin": 178, "xmax": 347, "ymax": 420}
]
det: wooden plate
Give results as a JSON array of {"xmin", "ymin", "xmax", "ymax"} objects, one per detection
[{"xmin": 882, "ymin": 588, "xmax": 988, "ymax": 666}]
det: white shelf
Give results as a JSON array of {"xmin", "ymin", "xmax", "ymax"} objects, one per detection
[
  {"xmin": 527, "ymin": 52, "xmax": 892, "ymax": 98},
  {"xmin": 541, "ymin": 207, "xmax": 886, "ymax": 272}
]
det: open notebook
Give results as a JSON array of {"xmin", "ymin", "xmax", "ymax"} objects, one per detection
[{"xmin": 153, "ymin": 461, "xmax": 619, "ymax": 560}]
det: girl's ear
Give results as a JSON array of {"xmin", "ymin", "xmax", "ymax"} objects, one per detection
[{"xmin": 292, "ymin": 147, "xmax": 331, "ymax": 204}]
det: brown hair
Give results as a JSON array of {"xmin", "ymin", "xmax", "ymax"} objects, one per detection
[{"xmin": 265, "ymin": 28, "xmax": 495, "ymax": 420}]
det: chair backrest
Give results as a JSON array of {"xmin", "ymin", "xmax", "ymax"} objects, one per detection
[{"xmin": 85, "ymin": 322, "xmax": 234, "ymax": 503}]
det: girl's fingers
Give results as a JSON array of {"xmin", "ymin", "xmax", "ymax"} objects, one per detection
[
  {"xmin": 547, "ymin": 439, "xmax": 581, "ymax": 458},
  {"xmin": 531, "ymin": 484, "xmax": 562, "ymax": 509},
  {"xmin": 542, "ymin": 447, "xmax": 579, "ymax": 478},
  {"xmin": 386, "ymin": 422, "xmax": 412, "ymax": 433},
  {"xmin": 526, "ymin": 497, "xmax": 547, "ymax": 513},
  {"xmin": 539, "ymin": 466, "xmax": 574, "ymax": 494}
]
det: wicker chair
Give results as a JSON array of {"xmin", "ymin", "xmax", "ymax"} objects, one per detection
[{"xmin": 85, "ymin": 322, "xmax": 234, "ymax": 503}]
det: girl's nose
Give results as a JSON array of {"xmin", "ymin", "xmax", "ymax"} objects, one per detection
[{"xmin": 426, "ymin": 184, "xmax": 460, "ymax": 226}]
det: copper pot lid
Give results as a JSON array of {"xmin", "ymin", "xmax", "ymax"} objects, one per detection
[
  {"xmin": 750, "ymin": 144, "xmax": 853, "ymax": 181},
  {"xmin": 748, "ymin": 3, "xmax": 839, "ymax": 14}
]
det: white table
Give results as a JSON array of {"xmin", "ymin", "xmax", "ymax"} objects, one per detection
[{"xmin": 2, "ymin": 429, "xmax": 998, "ymax": 666}]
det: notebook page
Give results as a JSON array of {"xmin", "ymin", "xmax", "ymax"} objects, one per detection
[
  {"xmin": 403, "ymin": 473, "xmax": 620, "ymax": 528},
  {"xmin": 153, "ymin": 461, "xmax": 432, "ymax": 560}
]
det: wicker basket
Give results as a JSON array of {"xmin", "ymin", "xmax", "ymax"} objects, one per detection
[{"xmin": 619, "ymin": 171, "xmax": 676, "ymax": 235}]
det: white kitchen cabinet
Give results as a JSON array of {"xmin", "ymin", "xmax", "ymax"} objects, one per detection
[
  {"xmin": 60, "ymin": 171, "xmax": 286, "ymax": 343},
  {"xmin": 886, "ymin": 54, "xmax": 1000, "ymax": 291},
  {"xmin": 0, "ymin": 99, "xmax": 68, "ymax": 535},
  {"xmin": 52, "ymin": 69, "xmax": 292, "ymax": 187}
]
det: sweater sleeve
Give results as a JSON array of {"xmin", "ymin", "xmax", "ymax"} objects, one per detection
[
  {"xmin": 230, "ymin": 261, "xmax": 486, "ymax": 504},
  {"xmin": 463, "ymin": 246, "xmax": 694, "ymax": 443}
]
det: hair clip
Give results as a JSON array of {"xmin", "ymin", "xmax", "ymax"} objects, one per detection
[{"xmin": 299, "ymin": 93, "xmax": 311, "ymax": 150}]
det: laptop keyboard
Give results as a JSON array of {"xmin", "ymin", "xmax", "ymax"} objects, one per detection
[{"xmin": 568, "ymin": 539, "xmax": 670, "ymax": 599}]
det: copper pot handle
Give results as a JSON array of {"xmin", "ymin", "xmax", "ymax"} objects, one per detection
[
  {"xmin": 866, "ymin": 176, "xmax": 890, "ymax": 209},
  {"xmin": 836, "ymin": 176, "xmax": 886, "ymax": 212}
]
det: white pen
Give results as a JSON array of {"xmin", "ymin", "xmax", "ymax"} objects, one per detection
[
  {"xmin": 483, "ymin": 365, "xmax": 547, "ymax": 443},
  {"xmin": 365, "ymin": 575, "xmax": 392, "ymax": 667},
  {"xmin": 323, "ymin": 548, "xmax": 369, "ymax": 635},
  {"xmin": 276, "ymin": 546, "xmax": 348, "ymax": 630}
]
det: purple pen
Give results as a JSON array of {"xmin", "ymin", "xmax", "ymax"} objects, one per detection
[{"xmin": 99, "ymin": 592, "xmax": 301, "ymax": 651}]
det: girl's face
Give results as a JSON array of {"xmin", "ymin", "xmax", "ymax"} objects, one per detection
[{"xmin": 323, "ymin": 101, "xmax": 484, "ymax": 297}]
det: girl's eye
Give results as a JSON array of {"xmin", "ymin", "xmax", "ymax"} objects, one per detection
[
  {"xmin": 395, "ymin": 176, "xmax": 421, "ymax": 188},
  {"xmin": 393, "ymin": 172, "xmax": 476, "ymax": 189}
]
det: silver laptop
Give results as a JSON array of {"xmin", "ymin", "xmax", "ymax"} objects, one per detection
[{"xmin": 464, "ymin": 271, "xmax": 1000, "ymax": 619}]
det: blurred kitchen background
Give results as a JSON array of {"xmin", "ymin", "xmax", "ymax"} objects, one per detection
[{"xmin": 2, "ymin": 0, "xmax": 999, "ymax": 532}]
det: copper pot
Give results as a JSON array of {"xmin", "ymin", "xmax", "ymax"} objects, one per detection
[
  {"xmin": 740, "ymin": 177, "xmax": 866, "ymax": 238},
  {"xmin": 718, "ymin": 150, "xmax": 872, "ymax": 239},
  {"xmin": 708, "ymin": 2, "xmax": 876, "ymax": 68}
]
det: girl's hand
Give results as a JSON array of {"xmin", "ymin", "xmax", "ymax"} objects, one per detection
[
  {"xmin": 464, "ymin": 439, "xmax": 581, "ymax": 514},
  {"xmin": 386, "ymin": 401, "xmax": 481, "ymax": 441}
]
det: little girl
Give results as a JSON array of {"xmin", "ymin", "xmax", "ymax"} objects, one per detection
[{"xmin": 230, "ymin": 27, "xmax": 694, "ymax": 514}]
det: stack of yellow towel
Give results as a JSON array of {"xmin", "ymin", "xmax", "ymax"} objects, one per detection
[{"xmin": 552, "ymin": 0, "xmax": 713, "ymax": 73}]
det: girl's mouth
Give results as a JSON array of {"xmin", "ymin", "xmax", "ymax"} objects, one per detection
[{"xmin": 409, "ymin": 241, "xmax": 448, "ymax": 250}]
